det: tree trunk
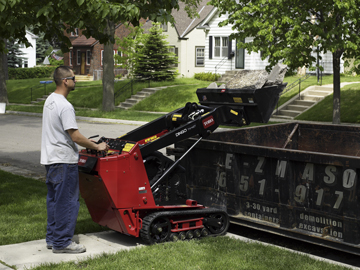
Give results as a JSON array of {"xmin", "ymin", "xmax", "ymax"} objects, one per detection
[
  {"xmin": 332, "ymin": 50, "xmax": 342, "ymax": 124},
  {"xmin": 102, "ymin": 19, "xmax": 115, "ymax": 111},
  {"xmin": 0, "ymin": 43, "xmax": 9, "ymax": 104}
]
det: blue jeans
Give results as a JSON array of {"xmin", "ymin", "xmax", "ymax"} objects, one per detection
[{"xmin": 45, "ymin": 163, "xmax": 80, "ymax": 250}]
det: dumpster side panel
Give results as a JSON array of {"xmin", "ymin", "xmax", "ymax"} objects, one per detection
[{"xmin": 178, "ymin": 133, "xmax": 360, "ymax": 253}]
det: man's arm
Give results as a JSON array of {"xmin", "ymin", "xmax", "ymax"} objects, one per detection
[{"xmin": 67, "ymin": 129, "xmax": 109, "ymax": 151}]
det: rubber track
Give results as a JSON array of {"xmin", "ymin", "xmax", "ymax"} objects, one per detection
[{"xmin": 140, "ymin": 208, "xmax": 229, "ymax": 244}]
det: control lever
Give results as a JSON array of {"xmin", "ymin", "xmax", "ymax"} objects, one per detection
[
  {"xmin": 86, "ymin": 135, "xmax": 102, "ymax": 155},
  {"xmin": 88, "ymin": 135, "xmax": 99, "ymax": 139},
  {"xmin": 188, "ymin": 109, "xmax": 204, "ymax": 120}
]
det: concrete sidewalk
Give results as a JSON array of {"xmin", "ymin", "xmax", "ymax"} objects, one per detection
[{"xmin": 0, "ymin": 231, "xmax": 144, "ymax": 270}]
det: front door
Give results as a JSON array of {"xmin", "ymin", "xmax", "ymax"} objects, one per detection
[
  {"xmin": 235, "ymin": 39, "xmax": 245, "ymax": 69},
  {"xmin": 81, "ymin": 53, "xmax": 86, "ymax": 74}
]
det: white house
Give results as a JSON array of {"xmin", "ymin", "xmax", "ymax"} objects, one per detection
[
  {"xmin": 18, "ymin": 30, "xmax": 38, "ymax": 68},
  {"xmin": 198, "ymin": 8, "xmax": 343, "ymax": 75},
  {"xmin": 163, "ymin": 0, "xmax": 214, "ymax": 78}
]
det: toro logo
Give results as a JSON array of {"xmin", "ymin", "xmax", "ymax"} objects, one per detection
[
  {"xmin": 202, "ymin": 116, "xmax": 215, "ymax": 129},
  {"xmin": 78, "ymin": 156, "xmax": 88, "ymax": 166}
]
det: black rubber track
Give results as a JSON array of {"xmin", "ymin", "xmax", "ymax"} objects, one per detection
[{"xmin": 140, "ymin": 208, "xmax": 229, "ymax": 244}]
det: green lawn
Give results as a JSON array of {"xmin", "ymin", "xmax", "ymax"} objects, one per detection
[
  {"xmin": 279, "ymin": 74, "xmax": 360, "ymax": 107},
  {"xmin": 296, "ymin": 82, "xmax": 360, "ymax": 123},
  {"xmin": 5, "ymin": 75, "xmax": 360, "ymax": 124},
  {"xmin": 0, "ymin": 170, "xmax": 107, "ymax": 246},
  {"xmin": 130, "ymin": 81, "xmax": 210, "ymax": 112},
  {"xmin": 30, "ymin": 237, "xmax": 349, "ymax": 270},
  {"xmin": 5, "ymin": 77, "xmax": 208, "ymax": 108},
  {"xmin": 0, "ymin": 170, "xmax": 350, "ymax": 270}
]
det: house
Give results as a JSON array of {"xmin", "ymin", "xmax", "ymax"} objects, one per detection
[
  {"xmin": 18, "ymin": 30, "xmax": 38, "ymax": 68},
  {"xmin": 163, "ymin": 0, "xmax": 214, "ymax": 78},
  {"xmin": 198, "ymin": 8, "xmax": 343, "ymax": 75},
  {"xmin": 63, "ymin": 24, "xmax": 132, "ymax": 78}
]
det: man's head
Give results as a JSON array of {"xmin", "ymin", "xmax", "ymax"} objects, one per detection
[{"xmin": 53, "ymin": 66, "xmax": 76, "ymax": 91}]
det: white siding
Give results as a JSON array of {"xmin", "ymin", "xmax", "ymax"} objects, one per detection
[
  {"xmin": 164, "ymin": 22, "xmax": 183, "ymax": 75},
  {"xmin": 308, "ymin": 51, "xmax": 344, "ymax": 74},
  {"xmin": 165, "ymin": 22, "xmax": 207, "ymax": 78},
  {"xmin": 19, "ymin": 31, "xmax": 38, "ymax": 68},
  {"xmin": 204, "ymin": 12, "xmax": 268, "ymax": 75},
  {"xmin": 204, "ymin": 10, "xmax": 343, "ymax": 75}
]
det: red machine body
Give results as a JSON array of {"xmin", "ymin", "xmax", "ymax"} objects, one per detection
[
  {"xmin": 78, "ymin": 85, "xmax": 285, "ymax": 244},
  {"xmin": 79, "ymin": 142, "xmax": 206, "ymax": 238}
]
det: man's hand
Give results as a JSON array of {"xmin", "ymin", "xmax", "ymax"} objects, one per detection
[
  {"xmin": 96, "ymin": 142, "xmax": 109, "ymax": 152},
  {"xmin": 67, "ymin": 129, "xmax": 109, "ymax": 151}
]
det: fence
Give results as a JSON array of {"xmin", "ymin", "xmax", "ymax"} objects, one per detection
[
  {"xmin": 113, "ymin": 77, "xmax": 151, "ymax": 105},
  {"xmin": 30, "ymin": 80, "xmax": 53, "ymax": 102},
  {"xmin": 93, "ymin": 69, "xmax": 127, "ymax": 81}
]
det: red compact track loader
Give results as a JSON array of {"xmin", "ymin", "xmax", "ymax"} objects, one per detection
[{"xmin": 78, "ymin": 84, "xmax": 285, "ymax": 244}]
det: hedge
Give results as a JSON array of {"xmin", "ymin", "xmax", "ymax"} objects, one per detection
[
  {"xmin": 194, "ymin": 72, "xmax": 221, "ymax": 81},
  {"xmin": 8, "ymin": 66, "xmax": 57, "ymax": 80}
]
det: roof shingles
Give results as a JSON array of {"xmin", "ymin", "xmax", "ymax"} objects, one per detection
[
  {"xmin": 71, "ymin": 35, "xmax": 97, "ymax": 46},
  {"xmin": 172, "ymin": 0, "xmax": 214, "ymax": 38}
]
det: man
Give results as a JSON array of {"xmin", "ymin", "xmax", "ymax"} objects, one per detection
[{"xmin": 40, "ymin": 66, "xmax": 108, "ymax": 254}]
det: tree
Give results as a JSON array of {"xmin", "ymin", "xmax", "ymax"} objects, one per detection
[
  {"xmin": 34, "ymin": 32, "xmax": 52, "ymax": 64},
  {"xmin": 209, "ymin": 0, "xmax": 360, "ymax": 124},
  {"xmin": 134, "ymin": 23, "xmax": 178, "ymax": 81},
  {"xmin": 115, "ymin": 24, "xmax": 144, "ymax": 78},
  {"xmin": 7, "ymin": 39, "xmax": 24, "ymax": 68},
  {"xmin": 0, "ymin": 0, "xmax": 200, "ymax": 106},
  {"xmin": 102, "ymin": 19, "xmax": 116, "ymax": 111}
]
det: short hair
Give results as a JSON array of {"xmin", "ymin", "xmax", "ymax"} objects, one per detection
[{"xmin": 53, "ymin": 66, "xmax": 73, "ymax": 86}]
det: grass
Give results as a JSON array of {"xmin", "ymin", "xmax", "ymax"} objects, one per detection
[
  {"xmin": 30, "ymin": 237, "xmax": 349, "ymax": 270},
  {"xmin": 0, "ymin": 170, "xmax": 350, "ymax": 270},
  {"xmin": 5, "ymin": 77, "xmax": 208, "ymax": 108},
  {"xmin": 5, "ymin": 74, "xmax": 360, "ymax": 124},
  {"xmin": 6, "ymin": 77, "xmax": 103, "ymax": 104},
  {"xmin": 0, "ymin": 170, "xmax": 107, "ymax": 246},
  {"xmin": 279, "ymin": 74, "xmax": 360, "ymax": 107},
  {"xmin": 6, "ymin": 77, "xmax": 57, "ymax": 104},
  {"xmin": 131, "ymin": 81, "xmax": 210, "ymax": 112},
  {"xmin": 6, "ymin": 105, "xmax": 165, "ymax": 122},
  {"xmin": 296, "ymin": 83, "xmax": 360, "ymax": 123}
]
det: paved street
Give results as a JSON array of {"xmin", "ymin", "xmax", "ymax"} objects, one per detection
[{"xmin": 0, "ymin": 113, "xmax": 146, "ymax": 179}]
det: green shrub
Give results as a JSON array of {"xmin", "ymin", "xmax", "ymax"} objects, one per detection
[
  {"xmin": 49, "ymin": 58, "xmax": 64, "ymax": 66},
  {"xmin": 194, "ymin": 72, "xmax": 221, "ymax": 81},
  {"xmin": 8, "ymin": 66, "xmax": 57, "ymax": 80}
]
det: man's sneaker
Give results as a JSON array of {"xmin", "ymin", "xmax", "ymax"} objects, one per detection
[
  {"xmin": 46, "ymin": 244, "xmax": 53, "ymax": 250},
  {"xmin": 52, "ymin": 242, "xmax": 86, "ymax": 254}
]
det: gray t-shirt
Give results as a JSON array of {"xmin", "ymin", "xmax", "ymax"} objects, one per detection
[{"xmin": 40, "ymin": 93, "xmax": 79, "ymax": 165}]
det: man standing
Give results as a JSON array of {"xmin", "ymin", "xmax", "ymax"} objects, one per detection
[{"xmin": 41, "ymin": 66, "xmax": 108, "ymax": 253}]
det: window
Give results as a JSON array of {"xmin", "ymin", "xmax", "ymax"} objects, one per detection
[
  {"xmin": 23, "ymin": 60, "xmax": 28, "ymax": 68},
  {"xmin": 69, "ymin": 50, "xmax": 73, "ymax": 66},
  {"xmin": 71, "ymin": 28, "xmax": 79, "ymax": 36},
  {"xmin": 195, "ymin": 47, "xmax": 205, "ymax": 67},
  {"xmin": 222, "ymin": 37, "xmax": 228, "ymax": 57},
  {"xmin": 86, "ymin": 50, "xmax": 91, "ymax": 65},
  {"xmin": 101, "ymin": 50, "xmax": 116, "ymax": 66},
  {"xmin": 214, "ymin": 37, "xmax": 221, "ymax": 57},
  {"xmin": 168, "ymin": 46, "xmax": 178, "ymax": 67},
  {"xmin": 214, "ymin": 37, "xmax": 229, "ymax": 58},
  {"xmin": 235, "ymin": 39, "xmax": 245, "ymax": 69},
  {"xmin": 160, "ymin": 23, "xmax": 168, "ymax": 32},
  {"xmin": 77, "ymin": 50, "xmax": 81, "ymax": 65}
]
